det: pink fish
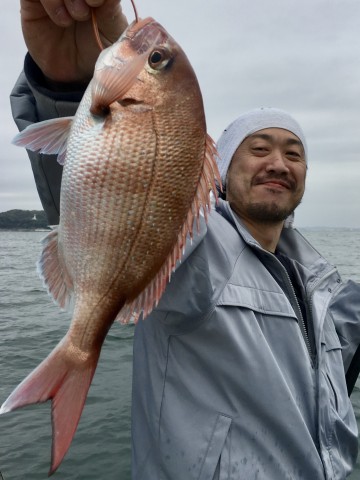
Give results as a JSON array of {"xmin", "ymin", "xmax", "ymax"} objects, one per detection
[{"xmin": 1, "ymin": 17, "xmax": 220, "ymax": 474}]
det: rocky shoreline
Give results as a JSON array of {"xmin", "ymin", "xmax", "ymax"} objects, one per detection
[{"xmin": 0, "ymin": 209, "xmax": 50, "ymax": 230}]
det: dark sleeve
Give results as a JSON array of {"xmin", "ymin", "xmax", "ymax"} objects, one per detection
[
  {"xmin": 329, "ymin": 279, "xmax": 360, "ymax": 395},
  {"xmin": 10, "ymin": 54, "xmax": 86, "ymax": 225}
]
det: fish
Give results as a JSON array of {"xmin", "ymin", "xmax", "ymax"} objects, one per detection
[{"xmin": 0, "ymin": 16, "xmax": 220, "ymax": 475}]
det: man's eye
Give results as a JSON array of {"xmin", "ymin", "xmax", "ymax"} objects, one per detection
[
  {"xmin": 287, "ymin": 151, "xmax": 301, "ymax": 159},
  {"xmin": 252, "ymin": 147, "xmax": 269, "ymax": 154},
  {"xmin": 253, "ymin": 146, "xmax": 267, "ymax": 151}
]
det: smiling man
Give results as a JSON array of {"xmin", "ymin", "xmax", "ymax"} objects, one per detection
[
  {"xmin": 130, "ymin": 109, "xmax": 360, "ymax": 479},
  {"xmin": 219, "ymin": 110, "xmax": 307, "ymax": 252},
  {"xmin": 227, "ymin": 129, "xmax": 305, "ymax": 222}
]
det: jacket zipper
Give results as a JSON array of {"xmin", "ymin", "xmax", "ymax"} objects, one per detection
[
  {"xmin": 307, "ymin": 267, "xmax": 338, "ymax": 352},
  {"xmin": 307, "ymin": 267, "xmax": 338, "ymax": 319},
  {"xmin": 286, "ymin": 265, "xmax": 338, "ymax": 367},
  {"xmin": 281, "ymin": 266, "xmax": 314, "ymax": 366}
]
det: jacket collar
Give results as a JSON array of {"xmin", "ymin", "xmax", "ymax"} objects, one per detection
[{"xmin": 215, "ymin": 199, "xmax": 335, "ymax": 281}]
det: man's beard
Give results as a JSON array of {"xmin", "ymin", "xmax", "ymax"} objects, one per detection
[
  {"xmin": 227, "ymin": 172, "xmax": 304, "ymax": 224},
  {"xmin": 241, "ymin": 197, "xmax": 302, "ymax": 224}
]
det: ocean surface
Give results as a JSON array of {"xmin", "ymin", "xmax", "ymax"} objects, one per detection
[{"xmin": 0, "ymin": 228, "xmax": 360, "ymax": 480}]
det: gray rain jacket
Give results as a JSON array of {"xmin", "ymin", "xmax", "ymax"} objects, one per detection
[
  {"xmin": 132, "ymin": 202, "xmax": 360, "ymax": 480},
  {"xmin": 11, "ymin": 57, "xmax": 360, "ymax": 479}
]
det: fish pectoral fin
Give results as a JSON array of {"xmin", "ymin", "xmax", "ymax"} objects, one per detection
[
  {"xmin": 12, "ymin": 116, "xmax": 74, "ymax": 165},
  {"xmin": 0, "ymin": 338, "xmax": 100, "ymax": 475},
  {"xmin": 90, "ymin": 50, "xmax": 149, "ymax": 116},
  {"xmin": 38, "ymin": 228, "xmax": 74, "ymax": 310}
]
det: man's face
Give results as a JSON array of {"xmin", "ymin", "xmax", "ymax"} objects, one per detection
[{"xmin": 226, "ymin": 128, "xmax": 307, "ymax": 224}]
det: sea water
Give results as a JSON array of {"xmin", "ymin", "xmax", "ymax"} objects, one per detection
[{"xmin": 0, "ymin": 229, "xmax": 359, "ymax": 479}]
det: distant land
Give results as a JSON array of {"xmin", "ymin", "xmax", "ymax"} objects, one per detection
[
  {"xmin": 0, "ymin": 209, "xmax": 50, "ymax": 230},
  {"xmin": 0, "ymin": 209, "xmax": 358, "ymax": 231}
]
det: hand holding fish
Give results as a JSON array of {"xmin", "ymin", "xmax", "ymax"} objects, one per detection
[{"xmin": 20, "ymin": 0, "xmax": 128, "ymax": 84}]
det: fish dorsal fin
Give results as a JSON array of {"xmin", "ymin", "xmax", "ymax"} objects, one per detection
[
  {"xmin": 37, "ymin": 228, "xmax": 74, "ymax": 310},
  {"xmin": 90, "ymin": 50, "xmax": 149, "ymax": 116},
  {"xmin": 116, "ymin": 134, "xmax": 222, "ymax": 324},
  {"xmin": 12, "ymin": 117, "xmax": 73, "ymax": 165}
]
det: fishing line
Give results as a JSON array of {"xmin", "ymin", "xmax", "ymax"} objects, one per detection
[
  {"xmin": 91, "ymin": 9, "xmax": 104, "ymax": 51},
  {"xmin": 91, "ymin": 0, "xmax": 140, "ymax": 51},
  {"xmin": 130, "ymin": 0, "xmax": 139, "ymax": 23}
]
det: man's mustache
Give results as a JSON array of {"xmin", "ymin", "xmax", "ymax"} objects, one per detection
[{"xmin": 252, "ymin": 174, "xmax": 296, "ymax": 191}]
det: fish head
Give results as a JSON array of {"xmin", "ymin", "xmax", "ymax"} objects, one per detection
[{"xmin": 90, "ymin": 17, "xmax": 205, "ymax": 121}]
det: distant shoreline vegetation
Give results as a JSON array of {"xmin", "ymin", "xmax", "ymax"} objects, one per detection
[
  {"xmin": 0, "ymin": 210, "xmax": 50, "ymax": 230},
  {"xmin": 0, "ymin": 210, "xmax": 358, "ymax": 232}
]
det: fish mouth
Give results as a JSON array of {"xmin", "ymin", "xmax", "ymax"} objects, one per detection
[
  {"xmin": 125, "ymin": 17, "xmax": 169, "ymax": 55},
  {"xmin": 126, "ymin": 17, "xmax": 156, "ymax": 38}
]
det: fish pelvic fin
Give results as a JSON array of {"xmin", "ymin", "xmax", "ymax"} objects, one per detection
[
  {"xmin": 116, "ymin": 134, "xmax": 222, "ymax": 324},
  {"xmin": 0, "ymin": 338, "xmax": 100, "ymax": 475},
  {"xmin": 12, "ymin": 117, "xmax": 73, "ymax": 165},
  {"xmin": 37, "ymin": 228, "xmax": 74, "ymax": 310}
]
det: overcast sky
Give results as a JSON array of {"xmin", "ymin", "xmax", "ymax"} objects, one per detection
[{"xmin": 1, "ymin": 0, "xmax": 359, "ymax": 227}]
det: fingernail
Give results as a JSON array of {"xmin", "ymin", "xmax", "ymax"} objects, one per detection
[
  {"xmin": 70, "ymin": 0, "xmax": 90, "ymax": 18},
  {"xmin": 86, "ymin": 0, "xmax": 104, "ymax": 7},
  {"xmin": 54, "ymin": 6, "xmax": 73, "ymax": 26}
]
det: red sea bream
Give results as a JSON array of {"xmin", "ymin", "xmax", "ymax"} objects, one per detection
[{"xmin": 0, "ymin": 17, "xmax": 220, "ymax": 474}]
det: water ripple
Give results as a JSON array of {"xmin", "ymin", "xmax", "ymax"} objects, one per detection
[{"xmin": 1, "ymin": 229, "xmax": 359, "ymax": 479}]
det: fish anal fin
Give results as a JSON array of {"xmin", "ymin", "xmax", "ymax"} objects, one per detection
[
  {"xmin": 12, "ymin": 117, "xmax": 73, "ymax": 166},
  {"xmin": 116, "ymin": 134, "xmax": 221, "ymax": 324},
  {"xmin": 0, "ymin": 338, "xmax": 100, "ymax": 476},
  {"xmin": 37, "ymin": 228, "xmax": 73, "ymax": 310}
]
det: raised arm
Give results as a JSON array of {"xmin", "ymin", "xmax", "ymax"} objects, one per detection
[
  {"xmin": 12, "ymin": 1, "xmax": 128, "ymax": 224},
  {"xmin": 20, "ymin": 0, "xmax": 128, "ymax": 84}
]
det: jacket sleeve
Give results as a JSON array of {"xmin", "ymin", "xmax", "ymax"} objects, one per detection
[
  {"xmin": 10, "ymin": 54, "xmax": 86, "ymax": 225},
  {"xmin": 329, "ymin": 279, "xmax": 360, "ymax": 395},
  {"xmin": 153, "ymin": 216, "xmax": 211, "ymax": 321},
  {"xmin": 153, "ymin": 209, "xmax": 237, "ymax": 334}
]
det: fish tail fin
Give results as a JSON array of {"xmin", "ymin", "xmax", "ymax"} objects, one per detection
[{"xmin": 0, "ymin": 339, "xmax": 100, "ymax": 475}]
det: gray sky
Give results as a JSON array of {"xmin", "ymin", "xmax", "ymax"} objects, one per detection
[{"xmin": 1, "ymin": 0, "xmax": 359, "ymax": 227}]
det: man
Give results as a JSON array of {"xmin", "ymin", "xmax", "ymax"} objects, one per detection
[{"xmin": 11, "ymin": 1, "xmax": 360, "ymax": 478}]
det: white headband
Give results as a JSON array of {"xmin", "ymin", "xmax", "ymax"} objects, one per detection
[{"xmin": 216, "ymin": 107, "xmax": 308, "ymax": 185}]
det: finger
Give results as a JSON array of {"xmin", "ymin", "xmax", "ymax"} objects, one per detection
[
  {"xmin": 38, "ymin": 0, "xmax": 74, "ymax": 27},
  {"xmin": 63, "ymin": 0, "xmax": 91, "ymax": 20},
  {"xmin": 85, "ymin": 0, "xmax": 106, "ymax": 6},
  {"xmin": 94, "ymin": 0, "xmax": 128, "ymax": 44}
]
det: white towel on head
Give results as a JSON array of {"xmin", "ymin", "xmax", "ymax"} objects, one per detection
[{"xmin": 216, "ymin": 107, "xmax": 307, "ymax": 185}]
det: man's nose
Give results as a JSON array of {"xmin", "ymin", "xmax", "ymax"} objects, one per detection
[{"xmin": 265, "ymin": 150, "xmax": 290, "ymax": 174}]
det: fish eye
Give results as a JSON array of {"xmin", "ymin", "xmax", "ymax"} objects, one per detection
[
  {"xmin": 150, "ymin": 51, "xmax": 163, "ymax": 64},
  {"xmin": 148, "ymin": 48, "xmax": 171, "ymax": 70}
]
